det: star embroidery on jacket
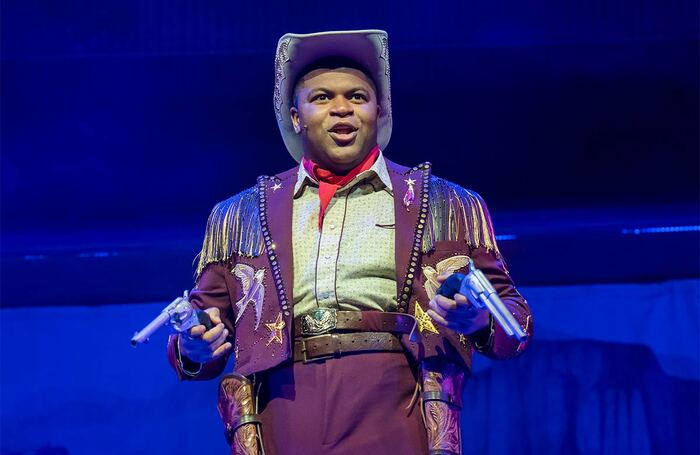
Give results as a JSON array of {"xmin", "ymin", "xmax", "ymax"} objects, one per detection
[
  {"xmin": 459, "ymin": 334, "xmax": 468, "ymax": 347},
  {"xmin": 414, "ymin": 302, "xmax": 439, "ymax": 335},
  {"xmin": 265, "ymin": 312, "xmax": 286, "ymax": 346},
  {"xmin": 271, "ymin": 182, "xmax": 282, "ymax": 191}
]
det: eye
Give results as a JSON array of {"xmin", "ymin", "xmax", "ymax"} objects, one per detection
[
  {"xmin": 312, "ymin": 94, "xmax": 329, "ymax": 102},
  {"xmin": 351, "ymin": 93, "xmax": 368, "ymax": 101}
]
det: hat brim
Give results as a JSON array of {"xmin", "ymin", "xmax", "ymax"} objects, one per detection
[{"xmin": 274, "ymin": 30, "xmax": 392, "ymax": 162}]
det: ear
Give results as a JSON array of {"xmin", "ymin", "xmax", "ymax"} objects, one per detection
[
  {"xmin": 376, "ymin": 103, "xmax": 382, "ymax": 118},
  {"xmin": 290, "ymin": 107, "xmax": 302, "ymax": 134}
]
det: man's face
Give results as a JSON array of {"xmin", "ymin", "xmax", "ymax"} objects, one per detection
[{"xmin": 290, "ymin": 67, "xmax": 380, "ymax": 174}]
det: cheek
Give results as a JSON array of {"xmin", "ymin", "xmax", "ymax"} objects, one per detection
[
  {"xmin": 359, "ymin": 104, "xmax": 379, "ymax": 123},
  {"xmin": 301, "ymin": 106, "xmax": 326, "ymax": 128}
]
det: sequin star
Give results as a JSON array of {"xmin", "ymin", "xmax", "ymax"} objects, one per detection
[
  {"xmin": 414, "ymin": 302, "xmax": 439, "ymax": 334},
  {"xmin": 459, "ymin": 334, "xmax": 468, "ymax": 347},
  {"xmin": 404, "ymin": 178, "xmax": 416, "ymax": 186},
  {"xmin": 271, "ymin": 182, "xmax": 282, "ymax": 191},
  {"xmin": 265, "ymin": 312, "xmax": 286, "ymax": 346}
]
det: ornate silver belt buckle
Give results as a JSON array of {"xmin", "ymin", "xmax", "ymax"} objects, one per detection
[{"xmin": 301, "ymin": 308, "xmax": 337, "ymax": 336}]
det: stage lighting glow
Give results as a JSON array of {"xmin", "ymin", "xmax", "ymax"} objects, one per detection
[{"xmin": 621, "ymin": 225, "xmax": 700, "ymax": 235}]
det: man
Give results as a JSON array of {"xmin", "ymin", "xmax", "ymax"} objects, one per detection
[{"xmin": 167, "ymin": 30, "xmax": 533, "ymax": 455}]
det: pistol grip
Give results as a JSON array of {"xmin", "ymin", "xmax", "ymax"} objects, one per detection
[
  {"xmin": 197, "ymin": 311, "xmax": 214, "ymax": 330},
  {"xmin": 436, "ymin": 273, "xmax": 466, "ymax": 299}
]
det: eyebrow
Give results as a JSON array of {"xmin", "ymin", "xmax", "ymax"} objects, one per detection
[{"xmin": 307, "ymin": 87, "xmax": 371, "ymax": 97}]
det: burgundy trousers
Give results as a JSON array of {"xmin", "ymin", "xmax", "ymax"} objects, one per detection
[{"xmin": 256, "ymin": 351, "xmax": 428, "ymax": 455}]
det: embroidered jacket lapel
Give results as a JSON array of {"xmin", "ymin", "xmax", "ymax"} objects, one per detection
[
  {"xmin": 385, "ymin": 158, "xmax": 433, "ymax": 313},
  {"xmin": 257, "ymin": 167, "xmax": 297, "ymax": 321}
]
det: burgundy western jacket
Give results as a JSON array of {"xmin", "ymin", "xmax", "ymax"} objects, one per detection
[{"xmin": 167, "ymin": 158, "xmax": 533, "ymax": 380}]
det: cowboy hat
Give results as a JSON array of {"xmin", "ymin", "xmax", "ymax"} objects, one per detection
[{"xmin": 273, "ymin": 29, "xmax": 393, "ymax": 162}]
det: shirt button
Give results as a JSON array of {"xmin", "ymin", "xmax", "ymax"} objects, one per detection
[
  {"xmin": 324, "ymin": 255, "xmax": 332, "ymax": 260},
  {"xmin": 329, "ymin": 224, "xmax": 336, "ymax": 230}
]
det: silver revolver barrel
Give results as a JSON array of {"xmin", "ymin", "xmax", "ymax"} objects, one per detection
[
  {"xmin": 459, "ymin": 259, "xmax": 528, "ymax": 342},
  {"xmin": 130, "ymin": 291, "xmax": 203, "ymax": 346}
]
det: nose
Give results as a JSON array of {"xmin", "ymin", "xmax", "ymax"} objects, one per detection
[{"xmin": 330, "ymin": 96, "xmax": 353, "ymax": 117}]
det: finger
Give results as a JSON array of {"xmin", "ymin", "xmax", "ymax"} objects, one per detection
[
  {"xmin": 430, "ymin": 304, "xmax": 447, "ymax": 318},
  {"xmin": 201, "ymin": 323, "xmax": 225, "ymax": 343},
  {"xmin": 178, "ymin": 334, "xmax": 204, "ymax": 359},
  {"xmin": 207, "ymin": 327, "xmax": 229, "ymax": 351},
  {"xmin": 429, "ymin": 299, "xmax": 449, "ymax": 319},
  {"xmin": 436, "ymin": 294, "xmax": 459, "ymax": 311},
  {"xmin": 430, "ymin": 302, "xmax": 468, "ymax": 324},
  {"xmin": 427, "ymin": 309, "xmax": 449, "ymax": 327},
  {"xmin": 182, "ymin": 328, "xmax": 227, "ymax": 357},
  {"xmin": 428, "ymin": 309, "xmax": 470, "ymax": 333},
  {"xmin": 453, "ymin": 294, "xmax": 475, "ymax": 313},
  {"xmin": 436, "ymin": 271, "xmax": 452, "ymax": 283},
  {"xmin": 187, "ymin": 325, "xmax": 206, "ymax": 338},
  {"xmin": 205, "ymin": 307, "xmax": 222, "ymax": 325},
  {"xmin": 428, "ymin": 309, "xmax": 468, "ymax": 332},
  {"xmin": 211, "ymin": 342, "xmax": 233, "ymax": 360},
  {"xmin": 454, "ymin": 293, "xmax": 471, "ymax": 306}
]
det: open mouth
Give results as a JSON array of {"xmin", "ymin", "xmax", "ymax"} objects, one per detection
[{"xmin": 328, "ymin": 123, "xmax": 359, "ymax": 144}]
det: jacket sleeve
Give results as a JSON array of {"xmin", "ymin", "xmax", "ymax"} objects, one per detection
[
  {"xmin": 411, "ymin": 179, "xmax": 533, "ymax": 367},
  {"xmin": 468, "ymin": 246, "xmax": 533, "ymax": 360},
  {"xmin": 167, "ymin": 262, "xmax": 236, "ymax": 381}
]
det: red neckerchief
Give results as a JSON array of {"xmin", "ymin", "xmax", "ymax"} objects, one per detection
[{"xmin": 302, "ymin": 145, "xmax": 380, "ymax": 229}]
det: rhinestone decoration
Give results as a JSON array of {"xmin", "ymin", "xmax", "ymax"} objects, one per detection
[
  {"xmin": 257, "ymin": 176, "xmax": 292, "ymax": 319},
  {"xmin": 273, "ymin": 38, "xmax": 291, "ymax": 121},
  {"xmin": 380, "ymin": 36, "xmax": 392, "ymax": 111}
]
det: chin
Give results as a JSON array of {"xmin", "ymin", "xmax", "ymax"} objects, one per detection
[
  {"xmin": 305, "ymin": 137, "xmax": 372, "ymax": 171},
  {"xmin": 325, "ymin": 143, "xmax": 367, "ymax": 165}
]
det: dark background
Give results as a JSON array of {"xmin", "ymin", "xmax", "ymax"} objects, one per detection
[
  {"xmin": 2, "ymin": 1, "xmax": 698, "ymax": 307},
  {"xmin": 2, "ymin": 1, "xmax": 698, "ymax": 230}
]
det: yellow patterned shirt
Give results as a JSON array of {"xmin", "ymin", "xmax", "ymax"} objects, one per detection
[{"xmin": 292, "ymin": 153, "xmax": 397, "ymax": 316}]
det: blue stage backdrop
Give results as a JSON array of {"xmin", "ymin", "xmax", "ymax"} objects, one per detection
[
  {"xmin": 1, "ymin": 280, "xmax": 698, "ymax": 454},
  {"xmin": 2, "ymin": 0, "xmax": 698, "ymax": 454}
]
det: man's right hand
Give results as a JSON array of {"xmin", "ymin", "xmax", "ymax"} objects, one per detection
[{"xmin": 178, "ymin": 307, "xmax": 232, "ymax": 363}]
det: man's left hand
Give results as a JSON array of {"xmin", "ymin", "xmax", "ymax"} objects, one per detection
[{"xmin": 427, "ymin": 272, "xmax": 491, "ymax": 334}]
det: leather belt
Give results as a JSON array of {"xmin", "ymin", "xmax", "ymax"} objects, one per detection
[
  {"xmin": 294, "ymin": 309, "xmax": 416, "ymax": 337},
  {"xmin": 293, "ymin": 332, "xmax": 404, "ymax": 363}
]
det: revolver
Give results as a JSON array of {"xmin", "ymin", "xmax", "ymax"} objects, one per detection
[
  {"xmin": 437, "ymin": 259, "xmax": 528, "ymax": 342},
  {"xmin": 130, "ymin": 291, "xmax": 213, "ymax": 346}
]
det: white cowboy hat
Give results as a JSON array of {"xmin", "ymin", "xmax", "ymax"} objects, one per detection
[{"xmin": 273, "ymin": 29, "xmax": 393, "ymax": 162}]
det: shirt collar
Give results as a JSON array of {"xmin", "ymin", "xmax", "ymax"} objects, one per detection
[{"xmin": 293, "ymin": 150, "xmax": 393, "ymax": 198}]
